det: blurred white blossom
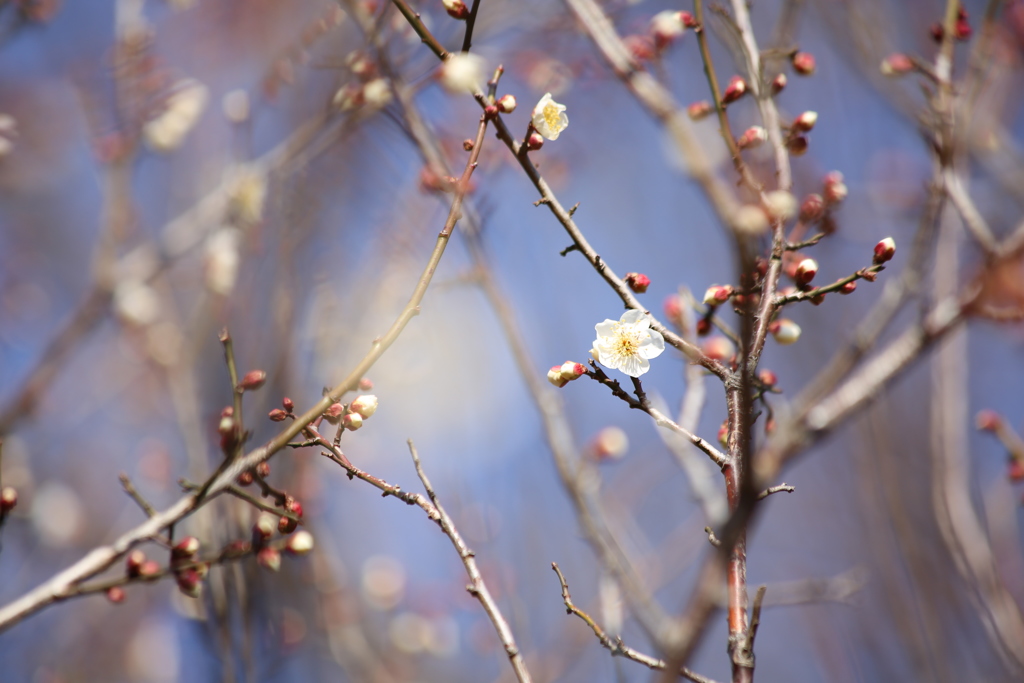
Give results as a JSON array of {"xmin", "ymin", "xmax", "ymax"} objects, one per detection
[{"xmin": 143, "ymin": 79, "xmax": 208, "ymax": 152}]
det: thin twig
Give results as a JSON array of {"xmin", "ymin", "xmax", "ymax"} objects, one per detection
[{"xmin": 119, "ymin": 474, "xmax": 156, "ymax": 518}]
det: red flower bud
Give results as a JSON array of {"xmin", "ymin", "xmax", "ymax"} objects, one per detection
[
  {"xmin": 126, "ymin": 549, "xmax": 146, "ymax": 577},
  {"xmin": 526, "ymin": 132, "xmax": 544, "ymax": 151},
  {"xmin": 279, "ymin": 515, "xmax": 298, "ymax": 534},
  {"xmin": 799, "ymin": 194, "xmax": 825, "ymax": 222},
  {"xmin": 794, "ymin": 258, "xmax": 818, "ymax": 286},
  {"xmin": 175, "ymin": 568, "xmax": 203, "ymax": 598},
  {"xmin": 758, "ymin": 369, "xmax": 778, "ymax": 386},
  {"xmin": 839, "ymin": 281, "xmax": 858, "ymax": 295},
  {"xmin": 282, "ymin": 397, "xmax": 294, "ymax": 412},
  {"xmin": 0, "ymin": 486, "xmax": 17, "ymax": 513},
  {"xmin": 873, "ymin": 237, "xmax": 896, "ymax": 265},
  {"xmin": 975, "ymin": 410, "xmax": 1002, "ymax": 432},
  {"xmin": 237, "ymin": 470, "xmax": 254, "ymax": 486},
  {"xmin": 106, "ymin": 586, "xmax": 126, "ymax": 603},
  {"xmin": 696, "ymin": 318, "xmax": 711, "ymax": 336},
  {"xmin": 268, "ymin": 408, "xmax": 288, "ymax": 422},
  {"xmin": 239, "ymin": 370, "xmax": 267, "ymax": 391},
  {"xmin": 791, "ymin": 51, "xmax": 816, "ymax": 76},
  {"xmin": 624, "ymin": 272, "xmax": 651, "ymax": 293},
  {"xmin": 770, "ymin": 73, "xmax": 787, "ymax": 95},
  {"xmin": 172, "ymin": 536, "xmax": 200, "ymax": 560},
  {"xmin": 256, "ymin": 462, "xmax": 271, "ymax": 478},
  {"xmin": 722, "ymin": 76, "xmax": 748, "ymax": 104}
]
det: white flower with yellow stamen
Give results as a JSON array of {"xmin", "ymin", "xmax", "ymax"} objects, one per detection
[
  {"xmin": 592, "ymin": 309, "xmax": 665, "ymax": 378},
  {"xmin": 531, "ymin": 92, "xmax": 568, "ymax": 140}
]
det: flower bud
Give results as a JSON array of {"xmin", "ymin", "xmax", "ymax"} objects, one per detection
[
  {"xmin": 350, "ymin": 395, "xmax": 378, "ymax": 418},
  {"xmin": 975, "ymin": 409, "xmax": 1002, "ymax": 432},
  {"xmin": 791, "ymin": 51, "xmax": 816, "ymax": 75},
  {"xmin": 840, "ymin": 281, "xmax": 858, "ymax": 295},
  {"xmin": 624, "ymin": 272, "xmax": 650, "ymax": 293},
  {"xmin": 718, "ymin": 421, "xmax": 729, "ymax": 448},
  {"xmin": 770, "ymin": 73, "xmax": 787, "ymax": 95},
  {"xmin": 268, "ymin": 408, "xmax": 288, "ymax": 422},
  {"xmin": 624, "ymin": 34, "xmax": 655, "ymax": 62},
  {"xmin": 810, "ymin": 292, "xmax": 826, "ymax": 306},
  {"xmin": 722, "ymin": 76, "xmax": 747, "ymax": 104},
  {"xmin": 547, "ymin": 366, "xmax": 569, "ymax": 388},
  {"xmin": 526, "ymin": 132, "xmax": 544, "ymax": 151},
  {"xmin": 126, "ymin": 549, "xmax": 146, "ymax": 577},
  {"xmin": 343, "ymin": 412, "xmax": 364, "ymax": 431},
  {"xmin": 765, "ymin": 418, "xmax": 776, "ymax": 434},
  {"xmin": 0, "ymin": 486, "xmax": 17, "ymax": 513},
  {"xmin": 799, "ymin": 194, "xmax": 825, "ymax": 222},
  {"xmin": 287, "ymin": 529, "xmax": 315, "ymax": 555},
  {"xmin": 237, "ymin": 470, "xmax": 254, "ymax": 486},
  {"xmin": 496, "ymin": 94, "xmax": 517, "ymax": 113},
  {"xmin": 323, "ymin": 402, "xmax": 345, "ymax": 424},
  {"xmin": 794, "ymin": 258, "xmax": 818, "ymax": 286},
  {"xmin": 733, "ymin": 205, "xmax": 769, "ymax": 235},
  {"xmin": 696, "ymin": 319, "xmax": 711, "ymax": 336},
  {"xmin": 279, "ymin": 515, "xmax": 298, "ymax": 534},
  {"xmin": 787, "ymin": 135, "xmax": 808, "ymax": 156},
  {"xmin": 282, "ymin": 397, "xmax": 295, "ymax": 411},
  {"xmin": 257, "ymin": 547, "xmax": 282, "ymax": 572},
  {"xmin": 484, "ymin": 104, "xmax": 499, "ymax": 119},
  {"xmin": 701, "ymin": 336, "xmax": 735, "ymax": 362},
  {"xmin": 106, "ymin": 586, "xmax": 126, "ymax": 603},
  {"xmin": 792, "ymin": 111, "xmax": 817, "ymax": 132},
  {"xmin": 172, "ymin": 536, "xmax": 200, "ymax": 560},
  {"xmin": 650, "ymin": 10, "xmax": 686, "ymax": 48},
  {"xmin": 758, "ymin": 369, "xmax": 778, "ymax": 386},
  {"xmin": 930, "ymin": 22, "xmax": 945, "ymax": 43},
  {"xmin": 873, "ymin": 237, "xmax": 896, "ymax": 264},
  {"xmin": 1009, "ymin": 461, "xmax": 1024, "ymax": 482},
  {"xmin": 559, "ymin": 361, "xmax": 587, "ymax": 381},
  {"xmin": 442, "ymin": 0, "xmax": 469, "ymax": 20},
  {"xmin": 823, "ymin": 171, "xmax": 847, "ymax": 204},
  {"xmin": 139, "ymin": 560, "xmax": 161, "ymax": 580},
  {"xmin": 256, "ymin": 462, "xmax": 271, "ymax": 478},
  {"xmin": 176, "ymin": 568, "xmax": 203, "ymax": 598},
  {"xmin": 218, "ymin": 415, "xmax": 235, "ymax": 436},
  {"xmin": 253, "ymin": 514, "xmax": 275, "ymax": 545},
  {"xmin": 681, "ymin": 11, "xmax": 697, "ymax": 28},
  {"xmin": 591, "ymin": 426, "xmax": 629, "ymax": 461},
  {"xmin": 663, "ymin": 294, "xmax": 682, "ymax": 323},
  {"xmin": 286, "ymin": 497, "xmax": 304, "ymax": 519},
  {"xmin": 737, "ymin": 126, "xmax": 767, "ymax": 149},
  {"xmin": 687, "ymin": 100, "xmax": 713, "ymax": 121},
  {"xmin": 439, "ymin": 52, "xmax": 485, "ymax": 94},
  {"xmin": 764, "ymin": 190, "xmax": 797, "ymax": 222},
  {"xmin": 239, "ymin": 370, "xmax": 267, "ymax": 391},
  {"xmin": 703, "ymin": 285, "xmax": 732, "ymax": 306},
  {"xmin": 770, "ymin": 319, "xmax": 802, "ymax": 345},
  {"xmin": 358, "ymin": 378, "xmax": 374, "ymax": 391},
  {"xmin": 881, "ymin": 53, "xmax": 913, "ymax": 77}
]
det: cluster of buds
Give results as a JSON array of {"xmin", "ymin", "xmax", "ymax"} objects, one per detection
[
  {"xmin": 269, "ymin": 396, "xmax": 295, "ymax": 422},
  {"xmin": 171, "ymin": 536, "xmax": 207, "ymax": 598},
  {"xmin": 278, "ymin": 496, "xmax": 304, "ymax": 534},
  {"xmin": 238, "ymin": 461, "xmax": 271, "ymax": 486},
  {"xmin": 548, "ymin": 361, "xmax": 587, "ymax": 388},
  {"xmin": 125, "ymin": 548, "xmax": 161, "ymax": 581},
  {"xmin": 624, "ymin": 272, "xmax": 650, "ymax": 293},
  {"xmin": 930, "ymin": 8, "xmax": 972, "ymax": 42},
  {"xmin": 323, "ymin": 394, "xmax": 378, "ymax": 431}
]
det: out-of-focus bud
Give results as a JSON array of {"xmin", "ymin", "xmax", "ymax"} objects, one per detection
[
  {"xmin": 526, "ymin": 132, "xmax": 544, "ymax": 151},
  {"xmin": 687, "ymin": 100, "xmax": 713, "ymax": 121},
  {"xmin": 840, "ymin": 281, "xmax": 858, "ymax": 295},
  {"xmin": 696, "ymin": 319, "xmax": 712, "ymax": 336},
  {"xmin": 624, "ymin": 272, "xmax": 650, "ymax": 293},
  {"xmin": 764, "ymin": 190, "xmax": 798, "ymax": 222},
  {"xmin": 823, "ymin": 171, "xmax": 847, "ymax": 204},
  {"xmin": 930, "ymin": 22, "xmax": 945, "ymax": 43},
  {"xmin": 176, "ymin": 568, "xmax": 203, "ymax": 598},
  {"xmin": 143, "ymin": 79, "xmax": 208, "ymax": 152},
  {"xmin": 794, "ymin": 258, "xmax": 818, "ymax": 286},
  {"xmin": 624, "ymin": 34, "xmax": 655, "ymax": 62},
  {"xmin": 256, "ymin": 462, "xmax": 270, "ymax": 478},
  {"xmin": 955, "ymin": 9, "xmax": 972, "ymax": 41},
  {"xmin": 663, "ymin": 294, "xmax": 682, "ymax": 323},
  {"xmin": 344, "ymin": 50, "xmax": 374, "ymax": 77},
  {"xmin": 138, "ymin": 560, "xmax": 161, "ymax": 580},
  {"xmin": 287, "ymin": 530, "xmax": 315, "ymax": 555},
  {"xmin": 722, "ymin": 76, "xmax": 747, "ymax": 104},
  {"xmin": 286, "ymin": 497, "xmax": 304, "ymax": 519},
  {"xmin": 1009, "ymin": 461, "xmax": 1024, "ymax": 482},
  {"xmin": 237, "ymin": 470, "xmax": 254, "ymax": 486},
  {"xmin": 496, "ymin": 94, "xmax": 517, "ymax": 113},
  {"xmin": 222, "ymin": 89, "xmax": 250, "ymax": 124},
  {"xmin": 350, "ymin": 395, "xmax": 378, "ymax": 419},
  {"xmin": 881, "ymin": 53, "xmax": 913, "ymax": 77},
  {"xmin": 358, "ymin": 378, "xmax": 374, "ymax": 391},
  {"xmin": 737, "ymin": 126, "xmax": 767, "ymax": 149},
  {"xmin": 791, "ymin": 51, "xmax": 816, "ymax": 76},
  {"xmin": 279, "ymin": 515, "xmax": 298, "ymax": 534},
  {"xmin": 239, "ymin": 370, "xmax": 267, "ymax": 391},
  {"xmin": 770, "ymin": 319, "xmax": 802, "ymax": 345},
  {"xmin": 439, "ymin": 52, "xmax": 485, "ymax": 93},
  {"xmin": 269, "ymin": 408, "xmax": 287, "ymax": 422},
  {"xmin": 323, "ymin": 402, "xmax": 345, "ymax": 425},
  {"xmin": 257, "ymin": 547, "xmax": 282, "ymax": 572},
  {"xmin": 799, "ymin": 194, "xmax": 825, "ymax": 222},
  {"xmin": 0, "ymin": 486, "xmax": 17, "ymax": 513},
  {"xmin": 811, "ymin": 293, "xmax": 826, "ymax": 306},
  {"xmin": 547, "ymin": 366, "xmax": 569, "ymax": 388},
  {"xmin": 792, "ymin": 111, "xmax": 817, "ymax": 133},
  {"xmin": 591, "ymin": 426, "xmax": 629, "ymax": 461},
  {"xmin": 975, "ymin": 410, "xmax": 1002, "ymax": 432},
  {"xmin": 758, "ymin": 369, "xmax": 778, "ymax": 386},
  {"xmin": 702, "ymin": 336, "xmax": 735, "ymax": 362},
  {"xmin": 680, "ymin": 11, "xmax": 697, "ymax": 28},
  {"xmin": 107, "ymin": 586, "xmax": 126, "ymax": 603},
  {"xmin": 442, "ymin": 0, "xmax": 469, "ymax": 20},
  {"xmin": 733, "ymin": 205, "xmax": 769, "ymax": 235},
  {"xmin": 559, "ymin": 361, "xmax": 587, "ymax": 381},
  {"xmin": 126, "ymin": 549, "xmax": 146, "ymax": 577},
  {"xmin": 362, "ymin": 78, "xmax": 393, "ymax": 109},
  {"xmin": 253, "ymin": 514, "xmax": 275, "ymax": 545},
  {"xmin": 650, "ymin": 10, "xmax": 686, "ymax": 49},
  {"xmin": 770, "ymin": 73, "xmax": 787, "ymax": 95},
  {"xmin": 282, "ymin": 397, "xmax": 294, "ymax": 412},
  {"xmin": 343, "ymin": 412, "xmax": 364, "ymax": 431},
  {"xmin": 787, "ymin": 135, "xmax": 808, "ymax": 156},
  {"xmin": 873, "ymin": 237, "xmax": 896, "ymax": 264},
  {"xmin": 172, "ymin": 536, "xmax": 200, "ymax": 560},
  {"xmin": 703, "ymin": 285, "xmax": 733, "ymax": 306},
  {"xmin": 718, "ymin": 421, "xmax": 729, "ymax": 448}
]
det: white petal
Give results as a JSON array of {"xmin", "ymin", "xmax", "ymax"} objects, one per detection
[
  {"xmin": 619, "ymin": 309, "xmax": 646, "ymax": 325},
  {"xmin": 595, "ymin": 320, "xmax": 618, "ymax": 337},
  {"xmin": 621, "ymin": 355, "xmax": 649, "ymax": 377},
  {"xmin": 639, "ymin": 330, "xmax": 665, "ymax": 358}
]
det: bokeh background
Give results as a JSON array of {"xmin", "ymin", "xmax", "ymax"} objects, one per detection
[{"xmin": 1, "ymin": 0, "xmax": 1023, "ymax": 681}]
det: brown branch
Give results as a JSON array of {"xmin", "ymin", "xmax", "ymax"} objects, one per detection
[{"xmin": 119, "ymin": 473, "xmax": 156, "ymax": 518}]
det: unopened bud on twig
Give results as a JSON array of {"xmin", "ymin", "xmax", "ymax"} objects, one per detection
[
  {"xmin": 268, "ymin": 408, "xmax": 288, "ymax": 422},
  {"xmin": 650, "ymin": 10, "xmax": 686, "ymax": 48},
  {"xmin": 253, "ymin": 514, "xmax": 275, "ymax": 545},
  {"xmin": 764, "ymin": 190, "xmax": 798, "ymax": 222},
  {"xmin": 840, "ymin": 281, "xmax": 858, "ymax": 295},
  {"xmin": 256, "ymin": 462, "xmax": 270, "ymax": 478},
  {"xmin": 343, "ymin": 412, "xmax": 363, "ymax": 431},
  {"xmin": 770, "ymin": 73, "xmax": 787, "ymax": 95},
  {"xmin": 975, "ymin": 409, "xmax": 1002, "ymax": 432},
  {"xmin": 703, "ymin": 285, "xmax": 733, "ymax": 306},
  {"xmin": 126, "ymin": 549, "xmax": 146, "ymax": 577},
  {"xmin": 559, "ymin": 361, "xmax": 587, "ymax": 381},
  {"xmin": 823, "ymin": 171, "xmax": 847, "ymax": 204},
  {"xmin": 799, "ymin": 194, "xmax": 825, "ymax": 222},
  {"xmin": 239, "ymin": 370, "xmax": 267, "ymax": 391},
  {"xmin": 733, "ymin": 205, "xmax": 769, "ymax": 235},
  {"xmin": 663, "ymin": 294, "xmax": 682, "ymax": 324},
  {"xmin": 758, "ymin": 369, "xmax": 778, "ymax": 387},
  {"xmin": 787, "ymin": 135, "xmax": 808, "ymax": 156},
  {"xmin": 770, "ymin": 319, "xmax": 802, "ymax": 345},
  {"xmin": 323, "ymin": 402, "xmax": 345, "ymax": 425},
  {"xmin": 873, "ymin": 237, "xmax": 896, "ymax": 264},
  {"xmin": 442, "ymin": 0, "xmax": 469, "ymax": 20},
  {"xmin": 106, "ymin": 586, "xmax": 126, "ymax": 603},
  {"xmin": 702, "ymin": 336, "xmax": 735, "ymax": 362},
  {"xmin": 794, "ymin": 258, "xmax": 818, "ymax": 286},
  {"xmin": 279, "ymin": 515, "xmax": 298, "ymax": 534},
  {"xmin": 687, "ymin": 100, "xmax": 713, "ymax": 121},
  {"xmin": 624, "ymin": 272, "xmax": 650, "ymax": 293},
  {"xmin": 350, "ymin": 395, "xmax": 378, "ymax": 418},
  {"xmin": 722, "ymin": 76, "xmax": 748, "ymax": 104},
  {"xmin": 591, "ymin": 426, "xmax": 629, "ymax": 461},
  {"xmin": 176, "ymin": 568, "xmax": 203, "ymax": 598},
  {"xmin": 287, "ymin": 530, "xmax": 315, "ymax": 555},
  {"xmin": 881, "ymin": 53, "xmax": 913, "ymax": 77},
  {"xmin": 737, "ymin": 126, "xmax": 767, "ymax": 150},
  {"xmin": 792, "ymin": 111, "xmax": 817, "ymax": 133},
  {"xmin": 791, "ymin": 51, "xmax": 816, "ymax": 76},
  {"xmin": 496, "ymin": 94, "xmax": 517, "ymax": 113},
  {"xmin": 257, "ymin": 547, "xmax": 282, "ymax": 572},
  {"xmin": 526, "ymin": 132, "xmax": 544, "ymax": 151},
  {"xmin": 547, "ymin": 366, "xmax": 569, "ymax": 388},
  {"xmin": 0, "ymin": 486, "xmax": 17, "ymax": 513},
  {"xmin": 172, "ymin": 536, "xmax": 200, "ymax": 560}
]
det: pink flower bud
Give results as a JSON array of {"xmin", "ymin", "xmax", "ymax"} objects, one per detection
[
  {"xmin": 799, "ymin": 194, "xmax": 825, "ymax": 222},
  {"xmin": 526, "ymin": 132, "xmax": 544, "ymax": 151},
  {"xmin": 770, "ymin": 73, "xmax": 787, "ymax": 95},
  {"xmin": 718, "ymin": 421, "xmax": 729, "ymax": 448},
  {"xmin": 237, "ymin": 470, "xmax": 254, "ymax": 486},
  {"xmin": 218, "ymin": 415, "xmax": 235, "ymax": 436},
  {"xmin": 663, "ymin": 294, "xmax": 682, "ymax": 323},
  {"xmin": 722, "ymin": 76, "xmax": 748, "ymax": 104},
  {"xmin": 738, "ymin": 126, "xmax": 767, "ymax": 149},
  {"xmin": 256, "ymin": 462, "xmax": 270, "ymax": 478},
  {"xmin": 792, "ymin": 111, "xmax": 817, "ymax": 132},
  {"xmin": 559, "ymin": 361, "xmax": 587, "ymax": 381},
  {"xmin": 624, "ymin": 272, "xmax": 650, "ymax": 293},
  {"xmin": 343, "ymin": 412, "xmax": 363, "ymax": 431},
  {"xmin": 769, "ymin": 319, "xmax": 802, "ymax": 345},
  {"xmin": 547, "ymin": 366, "xmax": 569, "ymax": 388},
  {"xmin": 484, "ymin": 104, "xmax": 499, "ymax": 119},
  {"xmin": 176, "ymin": 568, "xmax": 203, "ymax": 598},
  {"xmin": 286, "ymin": 497, "xmax": 304, "ymax": 518},
  {"xmin": 650, "ymin": 10, "xmax": 686, "ymax": 48},
  {"xmin": 1009, "ymin": 461, "xmax": 1024, "ymax": 482},
  {"xmin": 496, "ymin": 94, "xmax": 517, "ymax": 113},
  {"xmin": 323, "ymin": 402, "xmax": 345, "ymax": 424},
  {"xmin": 794, "ymin": 258, "xmax": 818, "ymax": 286},
  {"xmin": 702, "ymin": 336, "xmax": 735, "ymax": 362},
  {"xmin": 279, "ymin": 515, "xmax": 298, "ymax": 534},
  {"xmin": 687, "ymin": 100, "xmax": 713, "ymax": 121},
  {"xmin": 139, "ymin": 560, "xmax": 161, "ymax": 580},
  {"xmin": 624, "ymin": 34, "xmax": 655, "ymax": 62},
  {"xmin": 268, "ymin": 408, "xmax": 288, "ymax": 422},
  {"xmin": 172, "ymin": 536, "xmax": 201, "ymax": 560},
  {"xmin": 703, "ymin": 285, "xmax": 733, "ymax": 306},
  {"xmin": 239, "ymin": 370, "xmax": 267, "ymax": 391},
  {"xmin": 810, "ymin": 293, "xmax": 826, "ymax": 306},
  {"xmin": 106, "ymin": 586, "xmax": 126, "ymax": 603},
  {"xmin": 443, "ymin": 0, "xmax": 469, "ymax": 20},
  {"xmin": 350, "ymin": 395, "xmax": 378, "ymax": 418},
  {"xmin": 823, "ymin": 171, "xmax": 847, "ymax": 204},
  {"xmin": 680, "ymin": 11, "xmax": 697, "ymax": 28},
  {"xmin": 591, "ymin": 426, "xmax": 629, "ymax": 461},
  {"xmin": 257, "ymin": 547, "xmax": 282, "ymax": 572},
  {"xmin": 881, "ymin": 53, "xmax": 913, "ymax": 77},
  {"xmin": 840, "ymin": 281, "xmax": 858, "ymax": 295},
  {"xmin": 282, "ymin": 397, "xmax": 294, "ymax": 411},
  {"xmin": 791, "ymin": 51, "xmax": 816, "ymax": 75},
  {"xmin": 358, "ymin": 377, "xmax": 374, "ymax": 391},
  {"xmin": 126, "ymin": 549, "xmax": 146, "ymax": 577},
  {"xmin": 287, "ymin": 530, "xmax": 315, "ymax": 555},
  {"xmin": 975, "ymin": 409, "xmax": 1002, "ymax": 432},
  {"xmin": 758, "ymin": 369, "xmax": 778, "ymax": 386},
  {"xmin": 787, "ymin": 135, "xmax": 808, "ymax": 156},
  {"xmin": 873, "ymin": 237, "xmax": 896, "ymax": 264},
  {"xmin": 696, "ymin": 319, "xmax": 711, "ymax": 336},
  {"xmin": 0, "ymin": 486, "xmax": 16, "ymax": 513}
]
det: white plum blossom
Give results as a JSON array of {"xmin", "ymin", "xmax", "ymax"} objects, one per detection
[
  {"xmin": 531, "ymin": 93, "xmax": 568, "ymax": 140},
  {"xmin": 592, "ymin": 309, "xmax": 665, "ymax": 378},
  {"xmin": 439, "ymin": 53, "xmax": 486, "ymax": 93},
  {"xmin": 143, "ymin": 79, "xmax": 208, "ymax": 152}
]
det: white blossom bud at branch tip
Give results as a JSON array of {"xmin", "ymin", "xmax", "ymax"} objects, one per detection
[
  {"xmin": 343, "ymin": 412, "xmax": 364, "ymax": 431},
  {"xmin": 439, "ymin": 53, "xmax": 485, "ymax": 93},
  {"xmin": 873, "ymin": 237, "xmax": 896, "ymax": 264},
  {"xmin": 794, "ymin": 258, "xmax": 818, "ymax": 286},
  {"xmin": 350, "ymin": 395, "xmax": 378, "ymax": 418},
  {"xmin": 559, "ymin": 361, "xmax": 587, "ymax": 381},
  {"xmin": 287, "ymin": 530, "xmax": 315, "ymax": 555},
  {"xmin": 792, "ymin": 111, "xmax": 817, "ymax": 132},
  {"xmin": 703, "ymin": 285, "xmax": 733, "ymax": 306},
  {"xmin": 770, "ymin": 319, "xmax": 802, "ymax": 345},
  {"xmin": 547, "ymin": 366, "xmax": 569, "ymax": 387},
  {"xmin": 496, "ymin": 94, "xmax": 517, "ymax": 113}
]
